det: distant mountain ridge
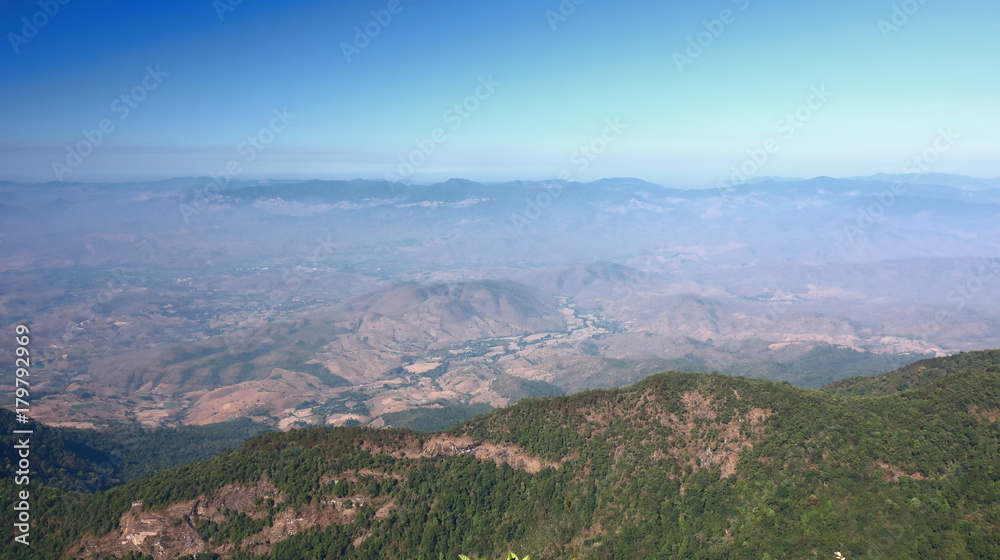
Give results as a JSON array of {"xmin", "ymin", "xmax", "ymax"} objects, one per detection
[
  {"xmin": 845, "ymin": 173, "xmax": 1000, "ymax": 190},
  {"xmin": 6, "ymin": 172, "xmax": 999, "ymax": 191}
]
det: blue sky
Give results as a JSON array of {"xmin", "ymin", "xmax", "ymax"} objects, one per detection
[{"xmin": 1, "ymin": 0, "xmax": 997, "ymax": 186}]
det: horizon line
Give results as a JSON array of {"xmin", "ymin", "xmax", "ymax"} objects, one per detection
[{"xmin": 4, "ymin": 172, "xmax": 1000, "ymax": 189}]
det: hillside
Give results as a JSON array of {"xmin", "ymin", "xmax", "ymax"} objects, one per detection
[
  {"xmin": 4, "ymin": 351, "xmax": 998, "ymax": 559},
  {"xmin": 0, "ymin": 410, "xmax": 270, "ymax": 494},
  {"xmin": 824, "ymin": 349, "xmax": 1000, "ymax": 396}
]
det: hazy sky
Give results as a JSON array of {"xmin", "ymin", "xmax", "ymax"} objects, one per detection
[{"xmin": 2, "ymin": 0, "xmax": 998, "ymax": 186}]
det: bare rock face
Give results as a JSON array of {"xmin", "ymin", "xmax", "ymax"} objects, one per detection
[
  {"xmin": 72, "ymin": 478, "xmax": 319, "ymax": 560},
  {"xmin": 75, "ymin": 499, "xmax": 213, "ymax": 559},
  {"xmin": 387, "ymin": 434, "xmax": 554, "ymax": 474}
]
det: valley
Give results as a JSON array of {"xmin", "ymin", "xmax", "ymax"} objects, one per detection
[{"xmin": 2, "ymin": 176, "xmax": 999, "ymax": 432}]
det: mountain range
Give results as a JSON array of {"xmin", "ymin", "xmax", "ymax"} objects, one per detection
[{"xmin": 2, "ymin": 174, "xmax": 999, "ymax": 432}]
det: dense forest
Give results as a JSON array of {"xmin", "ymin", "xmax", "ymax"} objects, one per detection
[
  {"xmin": 3, "ymin": 351, "xmax": 999, "ymax": 559},
  {"xmin": 0, "ymin": 413, "xmax": 272, "ymax": 493}
]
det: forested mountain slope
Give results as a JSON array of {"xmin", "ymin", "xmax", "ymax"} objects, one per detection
[
  {"xmin": 0, "ymin": 411, "xmax": 271, "ymax": 493},
  {"xmin": 4, "ymin": 352, "xmax": 999, "ymax": 559},
  {"xmin": 824, "ymin": 349, "xmax": 1000, "ymax": 396}
]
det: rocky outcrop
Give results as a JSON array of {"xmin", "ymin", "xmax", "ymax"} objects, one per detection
[{"xmin": 70, "ymin": 477, "xmax": 371, "ymax": 560}]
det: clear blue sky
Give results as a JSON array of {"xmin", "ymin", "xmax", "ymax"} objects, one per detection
[{"xmin": 1, "ymin": 0, "xmax": 997, "ymax": 186}]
